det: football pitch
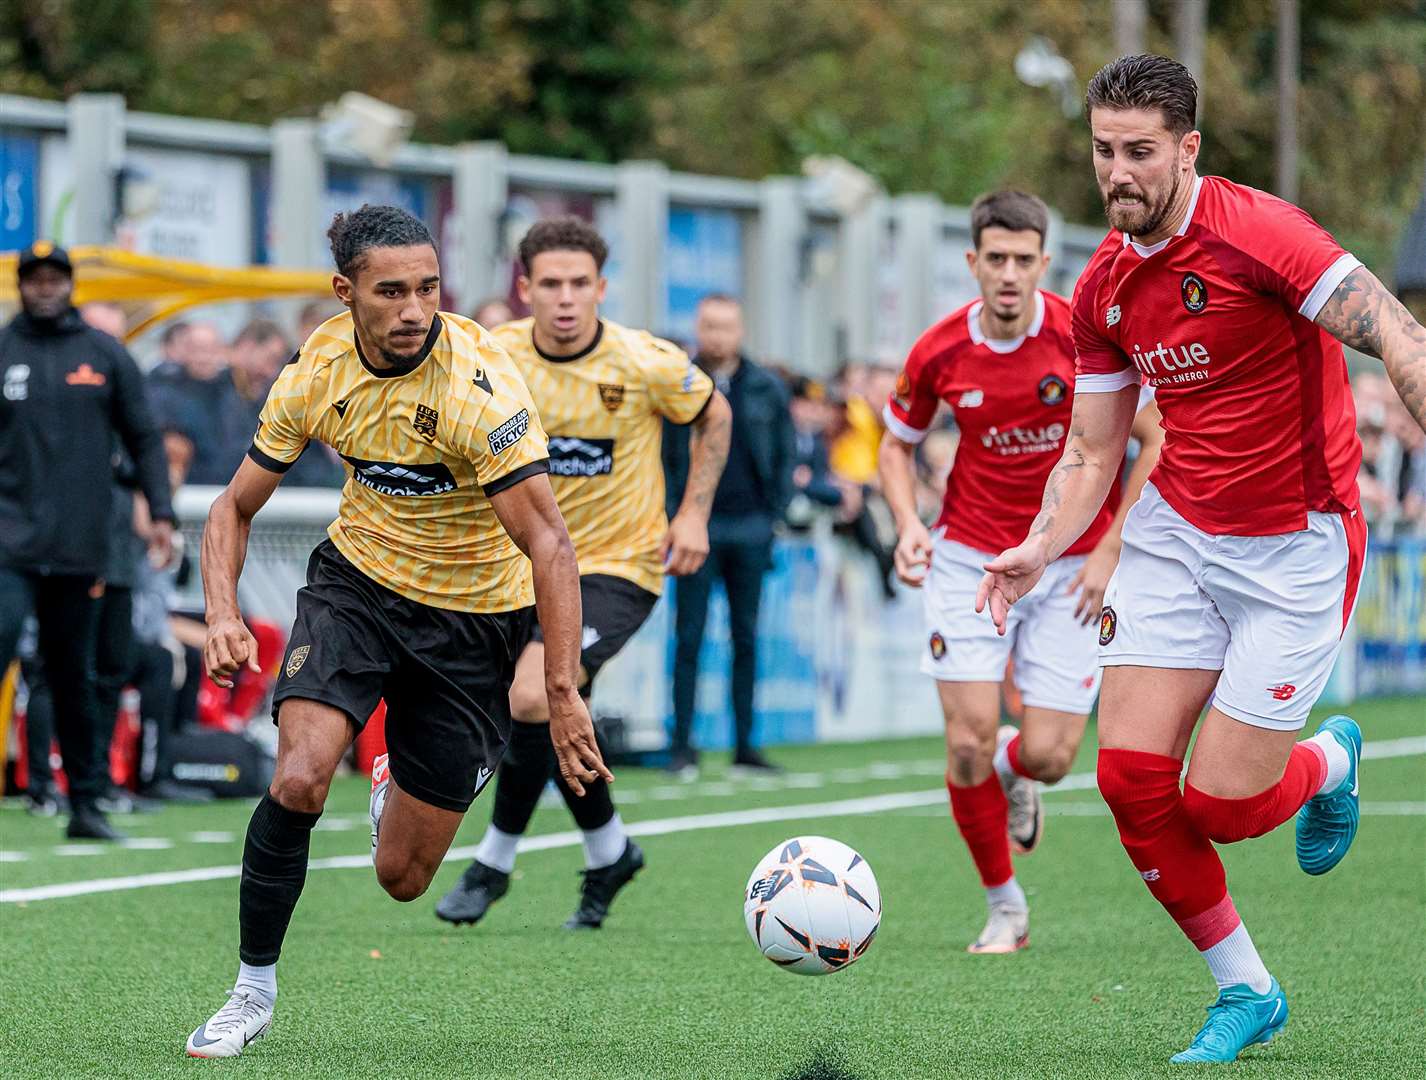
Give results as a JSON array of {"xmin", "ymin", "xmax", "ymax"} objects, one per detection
[{"xmin": 2, "ymin": 696, "xmax": 1422, "ymax": 1079}]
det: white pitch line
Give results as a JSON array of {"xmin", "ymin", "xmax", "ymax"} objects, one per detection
[{"xmin": 4, "ymin": 736, "xmax": 1422, "ymax": 907}]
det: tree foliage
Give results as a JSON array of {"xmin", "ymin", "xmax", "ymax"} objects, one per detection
[{"xmin": 2, "ymin": 0, "xmax": 1421, "ymax": 271}]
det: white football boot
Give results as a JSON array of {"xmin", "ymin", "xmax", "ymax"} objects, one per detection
[
  {"xmin": 967, "ymin": 903, "xmax": 1030, "ymax": 955},
  {"xmin": 186, "ymin": 989, "xmax": 273, "ymax": 1058},
  {"xmin": 370, "ymin": 753, "xmax": 391, "ymax": 862},
  {"xmin": 997, "ymin": 725, "xmax": 1043, "ymax": 854}
]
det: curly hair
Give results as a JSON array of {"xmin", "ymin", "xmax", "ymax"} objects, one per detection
[
  {"xmin": 517, "ymin": 216, "xmax": 608, "ymax": 274},
  {"xmin": 327, "ymin": 204, "xmax": 435, "ymax": 279}
]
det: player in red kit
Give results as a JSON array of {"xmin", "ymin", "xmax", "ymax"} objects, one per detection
[
  {"xmin": 879, "ymin": 191, "xmax": 1163, "ymax": 955},
  {"xmin": 978, "ymin": 55, "xmax": 1426, "ymax": 1063}
]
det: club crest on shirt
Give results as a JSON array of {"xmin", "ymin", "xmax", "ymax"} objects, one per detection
[
  {"xmin": 598, "ymin": 383, "xmax": 625, "ymax": 412},
  {"xmin": 929, "ymin": 631, "xmax": 947, "ymax": 660},
  {"xmin": 413, "ymin": 403, "xmax": 439, "ymax": 441},
  {"xmin": 1181, "ymin": 273, "xmax": 1209, "ymax": 313},
  {"xmin": 1098, "ymin": 606, "xmax": 1117, "ymax": 646},
  {"xmin": 893, "ymin": 369, "xmax": 913, "ymax": 410},
  {"xmin": 286, "ymin": 645, "xmax": 310, "ymax": 678},
  {"xmin": 1038, "ymin": 374, "xmax": 1068, "ymax": 406}
]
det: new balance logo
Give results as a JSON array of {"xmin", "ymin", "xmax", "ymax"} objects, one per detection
[
  {"xmin": 1140, "ymin": 868, "xmax": 1160, "ymax": 882},
  {"xmin": 1267, "ymin": 684, "xmax": 1297, "ymax": 701},
  {"xmin": 956, "ymin": 390, "xmax": 984, "ymax": 408},
  {"xmin": 1106, "ymin": 305, "xmax": 1122, "ymax": 327},
  {"xmin": 332, "ymin": 398, "xmax": 350, "ymax": 418}
]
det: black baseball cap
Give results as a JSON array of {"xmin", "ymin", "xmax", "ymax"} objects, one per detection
[{"xmin": 17, "ymin": 240, "xmax": 73, "ymax": 278}]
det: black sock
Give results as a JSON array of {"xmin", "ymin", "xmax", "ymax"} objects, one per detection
[
  {"xmin": 490, "ymin": 721, "xmax": 554, "ymax": 835},
  {"xmin": 238, "ymin": 793, "xmax": 321, "ymax": 966},
  {"xmin": 553, "ymin": 771, "xmax": 616, "ymax": 831}
]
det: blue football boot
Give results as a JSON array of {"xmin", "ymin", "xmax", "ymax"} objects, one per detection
[
  {"xmin": 1171, "ymin": 979, "xmax": 1289, "ymax": 1064},
  {"xmin": 1296, "ymin": 714, "xmax": 1361, "ymax": 876}
]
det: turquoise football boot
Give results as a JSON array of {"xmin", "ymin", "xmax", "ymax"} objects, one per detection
[
  {"xmin": 1296, "ymin": 714, "xmax": 1361, "ymax": 876},
  {"xmin": 1171, "ymin": 979, "xmax": 1289, "ymax": 1064}
]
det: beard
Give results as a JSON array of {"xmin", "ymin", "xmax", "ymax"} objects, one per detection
[{"xmin": 1103, "ymin": 169, "xmax": 1181, "ymax": 237}]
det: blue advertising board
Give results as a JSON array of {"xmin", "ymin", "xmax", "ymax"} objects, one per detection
[
  {"xmin": 0, "ymin": 131, "xmax": 40, "ymax": 250},
  {"xmin": 665, "ymin": 207, "xmax": 742, "ymax": 345}
]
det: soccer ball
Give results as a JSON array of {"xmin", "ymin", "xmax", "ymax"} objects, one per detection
[{"xmin": 743, "ymin": 835, "xmax": 881, "ymax": 975}]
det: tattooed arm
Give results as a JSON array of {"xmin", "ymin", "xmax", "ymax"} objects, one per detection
[
  {"xmin": 661, "ymin": 389, "xmax": 731, "ymax": 576},
  {"xmin": 975, "ymin": 385, "xmax": 1138, "ymax": 634},
  {"xmin": 1314, "ymin": 265, "xmax": 1426, "ymax": 432}
]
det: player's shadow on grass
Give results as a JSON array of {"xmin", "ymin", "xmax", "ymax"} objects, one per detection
[{"xmin": 780, "ymin": 1054, "xmax": 864, "ymax": 1080}]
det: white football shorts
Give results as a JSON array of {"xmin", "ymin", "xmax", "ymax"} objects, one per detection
[
  {"xmin": 1100, "ymin": 482, "xmax": 1368, "ymax": 730},
  {"xmin": 921, "ymin": 533, "xmax": 1102, "ymax": 715}
]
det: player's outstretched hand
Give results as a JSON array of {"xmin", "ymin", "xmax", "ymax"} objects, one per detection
[
  {"xmin": 1068, "ymin": 542, "xmax": 1118, "ymax": 625},
  {"xmin": 203, "ymin": 614, "xmax": 262, "ymax": 688},
  {"xmin": 976, "ymin": 542, "xmax": 1049, "ymax": 636},
  {"xmin": 893, "ymin": 519, "xmax": 935, "ymax": 587},
  {"xmin": 549, "ymin": 690, "xmax": 615, "ymax": 797},
  {"xmin": 660, "ymin": 510, "xmax": 711, "ymax": 577}
]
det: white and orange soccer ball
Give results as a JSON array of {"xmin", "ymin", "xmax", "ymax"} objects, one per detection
[{"xmin": 743, "ymin": 836, "xmax": 881, "ymax": 975}]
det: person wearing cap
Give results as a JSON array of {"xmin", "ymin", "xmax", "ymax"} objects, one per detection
[{"xmin": 0, "ymin": 241, "xmax": 175, "ymax": 840}]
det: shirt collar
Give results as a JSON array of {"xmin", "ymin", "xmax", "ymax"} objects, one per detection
[
  {"xmin": 1123, "ymin": 174, "xmax": 1204, "ymax": 259},
  {"xmin": 967, "ymin": 290, "xmax": 1045, "ymax": 355}
]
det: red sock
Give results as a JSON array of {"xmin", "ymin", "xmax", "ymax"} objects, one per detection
[
  {"xmin": 1097, "ymin": 747, "xmax": 1239, "ymax": 950},
  {"xmin": 1182, "ymin": 742, "xmax": 1327, "ymax": 844},
  {"xmin": 1004, "ymin": 734, "xmax": 1033, "ymax": 779},
  {"xmin": 948, "ymin": 774, "xmax": 1012, "ymax": 888}
]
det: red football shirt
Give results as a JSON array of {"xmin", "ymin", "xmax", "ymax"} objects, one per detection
[
  {"xmin": 885, "ymin": 290, "xmax": 1120, "ymax": 557},
  {"xmin": 1072, "ymin": 175, "xmax": 1361, "ymax": 536}
]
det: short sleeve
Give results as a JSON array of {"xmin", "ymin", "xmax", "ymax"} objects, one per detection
[
  {"xmin": 882, "ymin": 333, "xmax": 944, "ymax": 444},
  {"xmin": 1071, "ymin": 265, "xmax": 1136, "ymax": 392},
  {"xmin": 450, "ymin": 355, "xmax": 551, "ymax": 495},
  {"xmin": 248, "ymin": 365, "xmax": 310, "ymax": 473},
  {"xmin": 1203, "ymin": 184, "xmax": 1360, "ymax": 320},
  {"xmin": 644, "ymin": 335, "xmax": 714, "ymax": 424}
]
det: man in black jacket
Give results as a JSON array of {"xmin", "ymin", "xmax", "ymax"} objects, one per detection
[
  {"xmin": 0, "ymin": 242, "xmax": 174, "ymax": 839},
  {"xmin": 663, "ymin": 294, "xmax": 794, "ymax": 775}
]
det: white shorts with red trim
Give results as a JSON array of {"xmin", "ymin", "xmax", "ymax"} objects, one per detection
[
  {"xmin": 921, "ymin": 534, "xmax": 1102, "ymax": 714},
  {"xmin": 1100, "ymin": 483, "xmax": 1367, "ymax": 731}
]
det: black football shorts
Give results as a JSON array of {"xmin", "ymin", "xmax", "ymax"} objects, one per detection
[
  {"xmin": 273, "ymin": 540, "xmax": 534, "ymax": 813},
  {"xmin": 531, "ymin": 573, "xmax": 659, "ymax": 685}
]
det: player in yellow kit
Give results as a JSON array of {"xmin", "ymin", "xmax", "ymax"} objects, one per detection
[
  {"xmin": 186, "ymin": 206, "xmax": 607, "ymax": 1058},
  {"xmin": 437, "ymin": 216, "xmax": 731, "ymax": 930}
]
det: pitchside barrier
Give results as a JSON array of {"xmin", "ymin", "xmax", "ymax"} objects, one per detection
[{"xmin": 174, "ymin": 488, "xmax": 1424, "ymax": 752}]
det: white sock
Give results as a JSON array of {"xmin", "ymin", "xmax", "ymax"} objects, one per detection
[
  {"xmin": 582, "ymin": 814, "xmax": 627, "ymax": 870},
  {"xmin": 992, "ymin": 738, "xmax": 1015, "ymax": 783},
  {"xmin": 985, "ymin": 877, "xmax": 1027, "ymax": 912},
  {"xmin": 235, "ymin": 961, "xmax": 276, "ymax": 1004},
  {"xmin": 473, "ymin": 825, "xmax": 520, "ymax": 875},
  {"xmin": 1307, "ymin": 732, "xmax": 1351, "ymax": 795},
  {"xmin": 1200, "ymin": 922, "xmax": 1272, "ymax": 993}
]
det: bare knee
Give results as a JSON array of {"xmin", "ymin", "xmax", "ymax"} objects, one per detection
[
  {"xmin": 508, "ymin": 681, "xmax": 548, "ymax": 724},
  {"xmin": 946, "ymin": 725, "xmax": 996, "ymax": 787},
  {"xmin": 269, "ymin": 759, "xmax": 333, "ymax": 814},
  {"xmin": 376, "ymin": 854, "xmax": 435, "ymax": 903},
  {"xmin": 1020, "ymin": 742, "xmax": 1075, "ymax": 784}
]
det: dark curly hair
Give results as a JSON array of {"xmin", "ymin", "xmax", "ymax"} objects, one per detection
[
  {"xmin": 517, "ymin": 216, "xmax": 608, "ymax": 274},
  {"xmin": 327, "ymin": 204, "xmax": 435, "ymax": 279}
]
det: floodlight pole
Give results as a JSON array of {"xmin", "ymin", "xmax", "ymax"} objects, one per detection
[{"xmin": 1275, "ymin": 0, "xmax": 1300, "ymax": 204}]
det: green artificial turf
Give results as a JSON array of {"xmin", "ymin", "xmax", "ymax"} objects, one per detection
[{"xmin": 1, "ymin": 696, "xmax": 1422, "ymax": 1079}]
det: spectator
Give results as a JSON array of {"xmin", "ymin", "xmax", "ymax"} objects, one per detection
[
  {"xmin": 786, "ymin": 375, "xmax": 846, "ymax": 525},
  {"xmin": 296, "ymin": 300, "xmax": 341, "ymax": 344},
  {"xmin": 225, "ymin": 319, "xmax": 342, "ymax": 487},
  {"xmin": 149, "ymin": 320, "xmax": 192, "ymax": 385},
  {"xmin": 0, "ymin": 242, "xmax": 174, "ymax": 839},
  {"xmin": 147, "ymin": 320, "xmax": 232, "ymax": 484},
  {"xmin": 663, "ymin": 294, "xmax": 794, "ymax": 776},
  {"xmin": 471, "ymin": 297, "xmax": 515, "ymax": 328}
]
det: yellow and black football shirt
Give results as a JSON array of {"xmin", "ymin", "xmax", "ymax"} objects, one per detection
[
  {"xmin": 494, "ymin": 318, "xmax": 714, "ymax": 595},
  {"xmin": 249, "ymin": 311, "xmax": 550, "ymax": 613}
]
